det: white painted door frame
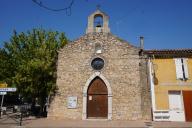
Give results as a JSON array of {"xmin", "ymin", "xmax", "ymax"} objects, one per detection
[{"xmin": 168, "ymin": 91, "xmax": 185, "ymax": 122}]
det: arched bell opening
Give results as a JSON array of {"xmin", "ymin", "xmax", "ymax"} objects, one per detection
[
  {"xmin": 94, "ymin": 14, "xmax": 103, "ymax": 32},
  {"xmin": 86, "ymin": 9, "xmax": 110, "ymax": 34}
]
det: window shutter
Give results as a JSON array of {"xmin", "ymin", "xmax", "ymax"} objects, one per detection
[
  {"xmin": 174, "ymin": 58, "xmax": 183, "ymax": 79},
  {"xmin": 183, "ymin": 58, "xmax": 189, "ymax": 79}
]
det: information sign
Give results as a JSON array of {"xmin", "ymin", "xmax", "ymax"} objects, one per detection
[
  {"xmin": 0, "ymin": 88, "xmax": 17, "ymax": 92},
  {"xmin": 67, "ymin": 96, "xmax": 77, "ymax": 109}
]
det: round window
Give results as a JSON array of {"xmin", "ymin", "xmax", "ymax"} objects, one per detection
[{"xmin": 91, "ymin": 58, "xmax": 104, "ymax": 70}]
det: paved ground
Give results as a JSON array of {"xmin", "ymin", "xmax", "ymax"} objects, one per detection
[{"xmin": 0, "ymin": 116, "xmax": 192, "ymax": 128}]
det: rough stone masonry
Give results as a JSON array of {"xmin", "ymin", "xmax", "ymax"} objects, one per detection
[{"xmin": 48, "ymin": 9, "xmax": 151, "ymax": 121}]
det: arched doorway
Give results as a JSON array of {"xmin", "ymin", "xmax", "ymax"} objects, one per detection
[{"xmin": 87, "ymin": 77, "xmax": 108, "ymax": 118}]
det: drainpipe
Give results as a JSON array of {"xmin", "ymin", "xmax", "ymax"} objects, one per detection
[{"xmin": 148, "ymin": 57, "xmax": 156, "ymax": 120}]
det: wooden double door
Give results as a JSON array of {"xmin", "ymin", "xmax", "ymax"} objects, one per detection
[{"xmin": 87, "ymin": 77, "xmax": 108, "ymax": 118}]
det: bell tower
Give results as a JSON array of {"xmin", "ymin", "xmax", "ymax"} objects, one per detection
[{"xmin": 86, "ymin": 8, "xmax": 110, "ymax": 34}]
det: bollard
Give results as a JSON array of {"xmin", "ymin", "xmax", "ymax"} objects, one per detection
[
  {"xmin": 0, "ymin": 108, "xmax": 1, "ymax": 118},
  {"xmin": 20, "ymin": 112, "xmax": 23, "ymax": 126}
]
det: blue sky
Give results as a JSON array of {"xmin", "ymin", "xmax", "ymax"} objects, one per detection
[{"xmin": 0, "ymin": 0, "xmax": 192, "ymax": 49}]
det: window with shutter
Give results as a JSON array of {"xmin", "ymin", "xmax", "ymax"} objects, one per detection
[
  {"xmin": 175, "ymin": 58, "xmax": 183, "ymax": 79},
  {"xmin": 182, "ymin": 58, "xmax": 189, "ymax": 79},
  {"xmin": 174, "ymin": 58, "xmax": 189, "ymax": 80}
]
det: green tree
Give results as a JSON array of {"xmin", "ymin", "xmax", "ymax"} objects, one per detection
[{"xmin": 0, "ymin": 29, "xmax": 67, "ymax": 115}]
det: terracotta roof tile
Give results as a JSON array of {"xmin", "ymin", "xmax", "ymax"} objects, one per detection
[{"xmin": 143, "ymin": 49, "xmax": 192, "ymax": 58}]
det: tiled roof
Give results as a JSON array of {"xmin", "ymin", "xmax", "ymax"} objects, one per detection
[
  {"xmin": 143, "ymin": 49, "xmax": 192, "ymax": 58},
  {"xmin": 144, "ymin": 49, "xmax": 192, "ymax": 54}
]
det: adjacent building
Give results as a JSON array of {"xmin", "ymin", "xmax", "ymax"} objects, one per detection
[{"xmin": 145, "ymin": 49, "xmax": 192, "ymax": 122}]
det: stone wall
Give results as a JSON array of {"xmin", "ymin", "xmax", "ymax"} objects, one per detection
[
  {"xmin": 48, "ymin": 33, "xmax": 151, "ymax": 120},
  {"xmin": 139, "ymin": 56, "xmax": 152, "ymax": 120}
]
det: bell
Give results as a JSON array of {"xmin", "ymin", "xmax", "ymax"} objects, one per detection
[{"xmin": 96, "ymin": 23, "xmax": 101, "ymax": 28}]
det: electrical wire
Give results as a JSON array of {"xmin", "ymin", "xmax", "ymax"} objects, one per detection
[{"xmin": 32, "ymin": 0, "xmax": 74, "ymax": 15}]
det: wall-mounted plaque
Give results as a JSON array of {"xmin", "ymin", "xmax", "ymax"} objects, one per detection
[{"xmin": 67, "ymin": 96, "xmax": 77, "ymax": 109}]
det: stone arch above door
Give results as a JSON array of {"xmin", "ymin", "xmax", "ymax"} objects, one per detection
[{"xmin": 82, "ymin": 72, "xmax": 112, "ymax": 120}]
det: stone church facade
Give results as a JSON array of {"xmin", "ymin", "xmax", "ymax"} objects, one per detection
[{"xmin": 48, "ymin": 9, "xmax": 151, "ymax": 120}]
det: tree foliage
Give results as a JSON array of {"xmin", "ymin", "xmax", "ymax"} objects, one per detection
[{"xmin": 0, "ymin": 29, "xmax": 67, "ymax": 112}]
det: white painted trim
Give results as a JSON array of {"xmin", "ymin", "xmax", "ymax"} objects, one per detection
[
  {"xmin": 168, "ymin": 91, "xmax": 185, "ymax": 121},
  {"xmin": 82, "ymin": 72, "xmax": 112, "ymax": 120},
  {"xmin": 159, "ymin": 82, "xmax": 192, "ymax": 86},
  {"xmin": 153, "ymin": 110, "xmax": 170, "ymax": 121},
  {"xmin": 174, "ymin": 58, "xmax": 183, "ymax": 79},
  {"xmin": 183, "ymin": 58, "xmax": 189, "ymax": 79},
  {"xmin": 148, "ymin": 59, "xmax": 156, "ymax": 121}
]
